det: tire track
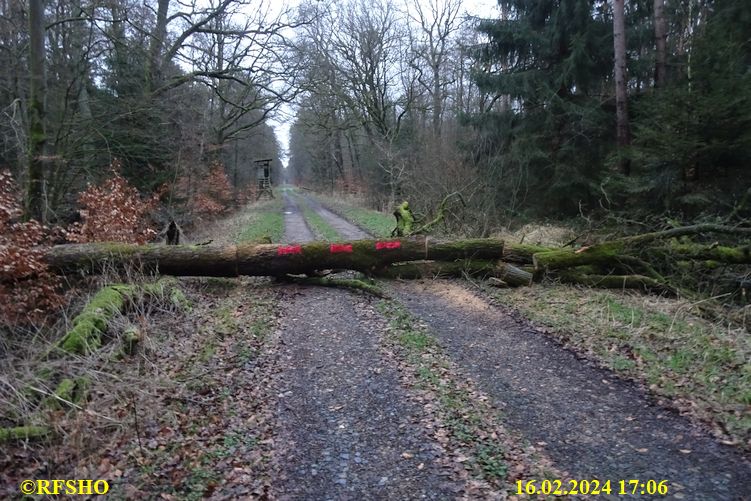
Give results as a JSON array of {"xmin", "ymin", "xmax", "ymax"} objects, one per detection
[
  {"xmin": 282, "ymin": 191, "xmax": 314, "ymax": 243},
  {"xmin": 277, "ymin": 192, "xmax": 751, "ymax": 500},
  {"xmin": 272, "ymin": 191, "xmax": 462, "ymax": 498},
  {"xmin": 388, "ymin": 279, "xmax": 751, "ymax": 500}
]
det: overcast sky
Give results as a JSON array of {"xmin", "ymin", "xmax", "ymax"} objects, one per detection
[{"xmin": 265, "ymin": 0, "xmax": 501, "ymax": 167}]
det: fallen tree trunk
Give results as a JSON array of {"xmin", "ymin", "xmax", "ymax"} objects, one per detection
[
  {"xmin": 375, "ymin": 260, "xmax": 533, "ymax": 286},
  {"xmin": 533, "ymin": 225, "xmax": 751, "ymax": 272},
  {"xmin": 57, "ymin": 277, "xmax": 188, "ymax": 355},
  {"xmin": 45, "ymin": 238, "xmax": 506, "ymax": 277},
  {"xmin": 0, "ymin": 425, "xmax": 50, "ymax": 442},
  {"xmin": 39, "ymin": 225, "xmax": 750, "ymax": 297}
]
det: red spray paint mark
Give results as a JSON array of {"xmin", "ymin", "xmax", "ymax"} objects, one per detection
[
  {"xmin": 375, "ymin": 240, "xmax": 401, "ymax": 250},
  {"xmin": 277, "ymin": 245, "xmax": 302, "ymax": 256},
  {"xmin": 330, "ymin": 243, "xmax": 353, "ymax": 254}
]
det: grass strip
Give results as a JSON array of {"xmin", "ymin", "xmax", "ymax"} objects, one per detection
[
  {"xmin": 314, "ymin": 194, "xmax": 394, "ymax": 238},
  {"xmin": 378, "ymin": 299, "xmax": 559, "ymax": 494},
  {"xmin": 236, "ymin": 200, "xmax": 285, "ymax": 244},
  {"xmin": 488, "ymin": 284, "xmax": 751, "ymax": 447},
  {"xmin": 301, "ymin": 206, "xmax": 340, "ymax": 241}
]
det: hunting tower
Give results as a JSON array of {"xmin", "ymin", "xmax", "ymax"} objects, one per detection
[{"xmin": 254, "ymin": 158, "xmax": 274, "ymax": 200}]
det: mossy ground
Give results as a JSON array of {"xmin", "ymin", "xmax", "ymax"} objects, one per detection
[{"xmin": 488, "ymin": 283, "xmax": 751, "ymax": 446}]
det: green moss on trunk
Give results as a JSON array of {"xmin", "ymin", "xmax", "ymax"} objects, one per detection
[
  {"xmin": 46, "ymin": 377, "xmax": 89, "ymax": 408},
  {"xmin": 283, "ymin": 276, "xmax": 386, "ymax": 297},
  {"xmin": 392, "ymin": 201, "xmax": 415, "ymax": 236},
  {"xmin": 59, "ymin": 277, "xmax": 188, "ymax": 355},
  {"xmin": 60, "ymin": 286, "xmax": 128, "ymax": 354},
  {"xmin": 0, "ymin": 426, "xmax": 50, "ymax": 442},
  {"xmin": 664, "ymin": 243, "xmax": 751, "ymax": 264}
]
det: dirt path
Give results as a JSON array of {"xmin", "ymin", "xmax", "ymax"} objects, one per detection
[
  {"xmin": 389, "ymin": 280, "xmax": 751, "ymax": 499},
  {"xmin": 299, "ymin": 194, "xmax": 371, "ymax": 240},
  {"xmin": 272, "ymin": 286, "xmax": 461, "ymax": 499},
  {"xmin": 270, "ymin": 197, "xmax": 462, "ymax": 498},
  {"xmin": 283, "ymin": 191, "xmax": 314, "ymax": 242}
]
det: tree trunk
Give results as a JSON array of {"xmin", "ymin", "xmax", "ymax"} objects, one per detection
[
  {"xmin": 432, "ymin": 63, "xmax": 442, "ymax": 137},
  {"xmin": 653, "ymin": 0, "xmax": 667, "ymax": 87},
  {"xmin": 145, "ymin": 0, "xmax": 170, "ymax": 92},
  {"xmin": 613, "ymin": 0, "xmax": 630, "ymax": 175},
  {"xmin": 26, "ymin": 0, "xmax": 46, "ymax": 221},
  {"xmin": 375, "ymin": 259, "xmax": 532, "ymax": 286},
  {"xmin": 44, "ymin": 238, "xmax": 506, "ymax": 277}
]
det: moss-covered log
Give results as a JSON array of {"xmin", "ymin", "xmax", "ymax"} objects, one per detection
[
  {"xmin": 281, "ymin": 276, "xmax": 387, "ymax": 298},
  {"xmin": 495, "ymin": 263, "xmax": 535, "ymax": 287},
  {"xmin": 661, "ymin": 243, "xmax": 751, "ymax": 264},
  {"xmin": 533, "ymin": 224, "xmax": 751, "ymax": 272},
  {"xmin": 0, "ymin": 425, "xmax": 50, "ymax": 442},
  {"xmin": 46, "ymin": 377, "xmax": 89, "ymax": 408},
  {"xmin": 533, "ymin": 244, "xmax": 624, "ymax": 272},
  {"xmin": 45, "ymin": 242, "xmax": 239, "ymax": 277},
  {"xmin": 502, "ymin": 243, "xmax": 552, "ymax": 264},
  {"xmin": 45, "ymin": 238, "xmax": 506, "ymax": 277},
  {"xmin": 121, "ymin": 325, "xmax": 142, "ymax": 356},
  {"xmin": 58, "ymin": 277, "xmax": 187, "ymax": 355},
  {"xmin": 375, "ymin": 260, "xmax": 487, "ymax": 279}
]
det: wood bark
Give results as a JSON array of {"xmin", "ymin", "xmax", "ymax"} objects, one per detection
[
  {"xmin": 26, "ymin": 0, "xmax": 46, "ymax": 221},
  {"xmin": 613, "ymin": 0, "xmax": 631, "ymax": 175},
  {"xmin": 0, "ymin": 425, "xmax": 50, "ymax": 442},
  {"xmin": 44, "ymin": 238, "xmax": 506, "ymax": 277},
  {"xmin": 39, "ymin": 223, "xmax": 751, "ymax": 296},
  {"xmin": 374, "ymin": 259, "xmax": 532, "ymax": 286},
  {"xmin": 145, "ymin": 0, "xmax": 170, "ymax": 92},
  {"xmin": 533, "ymin": 225, "xmax": 751, "ymax": 271}
]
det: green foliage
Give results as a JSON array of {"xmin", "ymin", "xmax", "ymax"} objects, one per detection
[
  {"xmin": 470, "ymin": 0, "xmax": 615, "ymax": 216},
  {"xmin": 471, "ymin": 0, "xmax": 751, "ymax": 219},
  {"xmin": 628, "ymin": 0, "xmax": 751, "ymax": 215}
]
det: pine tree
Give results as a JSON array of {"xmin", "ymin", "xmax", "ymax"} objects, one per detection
[
  {"xmin": 630, "ymin": 0, "xmax": 751, "ymax": 214},
  {"xmin": 471, "ymin": 0, "xmax": 615, "ymax": 215}
]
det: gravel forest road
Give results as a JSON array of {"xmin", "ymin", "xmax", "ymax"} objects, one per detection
[
  {"xmin": 274, "ymin": 193, "xmax": 463, "ymax": 498},
  {"xmin": 271, "ymin": 191, "xmax": 751, "ymax": 499},
  {"xmin": 389, "ymin": 280, "xmax": 751, "ymax": 500}
]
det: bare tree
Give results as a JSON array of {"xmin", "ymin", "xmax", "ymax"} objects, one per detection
[
  {"xmin": 140, "ymin": 0, "xmax": 302, "ymax": 128},
  {"xmin": 406, "ymin": 0, "xmax": 462, "ymax": 137}
]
